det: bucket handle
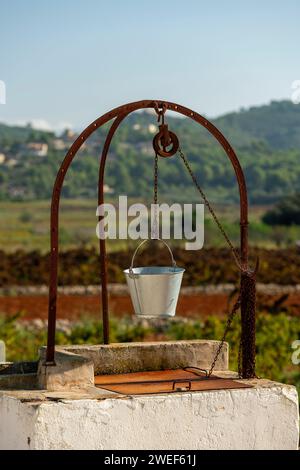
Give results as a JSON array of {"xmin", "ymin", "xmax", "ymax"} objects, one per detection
[{"xmin": 129, "ymin": 238, "xmax": 177, "ymax": 276}]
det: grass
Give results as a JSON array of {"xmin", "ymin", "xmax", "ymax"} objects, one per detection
[{"xmin": 0, "ymin": 199, "xmax": 125, "ymax": 252}]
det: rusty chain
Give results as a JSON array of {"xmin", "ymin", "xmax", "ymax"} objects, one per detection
[
  {"xmin": 151, "ymin": 152, "xmax": 159, "ymax": 239},
  {"xmin": 177, "ymin": 146, "xmax": 249, "ymax": 378},
  {"xmin": 154, "ymin": 152, "xmax": 158, "ymax": 206},
  {"xmin": 178, "ymin": 147, "xmax": 243, "ymax": 271},
  {"xmin": 150, "ymin": 143, "xmax": 256, "ymax": 378},
  {"xmin": 207, "ymin": 294, "xmax": 242, "ymax": 377}
]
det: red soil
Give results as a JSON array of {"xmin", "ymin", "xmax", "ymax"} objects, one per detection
[{"xmin": 1, "ymin": 292, "xmax": 299, "ymax": 320}]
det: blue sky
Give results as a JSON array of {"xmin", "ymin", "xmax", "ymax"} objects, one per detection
[{"xmin": 0, "ymin": 0, "xmax": 299, "ymax": 130}]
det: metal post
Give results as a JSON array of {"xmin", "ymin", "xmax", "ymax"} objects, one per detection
[
  {"xmin": 240, "ymin": 221, "xmax": 256, "ymax": 378},
  {"xmin": 98, "ymin": 114, "xmax": 129, "ymax": 344}
]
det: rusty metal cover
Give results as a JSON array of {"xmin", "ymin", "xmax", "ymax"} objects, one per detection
[{"xmin": 95, "ymin": 368, "xmax": 252, "ymax": 395}]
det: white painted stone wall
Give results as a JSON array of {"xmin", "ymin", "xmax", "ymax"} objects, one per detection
[{"xmin": 0, "ymin": 382, "xmax": 299, "ymax": 450}]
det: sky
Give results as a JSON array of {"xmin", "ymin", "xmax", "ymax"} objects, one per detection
[{"xmin": 0, "ymin": 0, "xmax": 300, "ymax": 131}]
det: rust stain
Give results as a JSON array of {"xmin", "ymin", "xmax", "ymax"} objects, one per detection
[{"xmin": 95, "ymin": 369, "xmax": 252, "ymax": 395}]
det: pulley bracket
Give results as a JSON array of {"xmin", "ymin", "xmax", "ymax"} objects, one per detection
[{"xmin": 153, "ymin": 124, "xmax": 179, "ymax": 158}]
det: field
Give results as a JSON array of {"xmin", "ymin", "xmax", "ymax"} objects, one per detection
[
  {"xmin": 1, "ymin": 199, "xmax": 300, "ymax": 252},
  {"xmin": 0, "ymin": 199, "xmax": 105, "ymax": 252},
  {"xmin": 2, "ymin": 245, "xmax": 300, "ymax": 286}
]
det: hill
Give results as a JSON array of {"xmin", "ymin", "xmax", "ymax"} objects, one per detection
[
  {"xmin": 0, "ymin": 122, "xmax": 54, "ymax": 146},
  {"xmin": 214, "ymin": 100, "xmax": 300, "ymax": 150},
  {"xmin": 0, "ymin": 100, "xmax": 300, "ymax": 204}
]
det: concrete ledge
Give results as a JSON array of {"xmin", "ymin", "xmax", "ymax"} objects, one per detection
[
  {"xmin": 0, "ymin": 362, "xmax": 38, "ymax": 391},
  {"xmin": 38, "ymin": 349, "xmax": 94, "ymax": 391},
  {"xmin": 1, "ymin": 341, "xmax": 228, "ymax": 392},
  {"xmin": 0, "ymin": 376, "xmax": 298, "ymax": 450},
  {"xmin": 0, "ymin": 373, "xmax": 38, "ymax": 391},
  {"xmin": 63, "ymin": 340, "xmax": 228, "ymax": 375}
]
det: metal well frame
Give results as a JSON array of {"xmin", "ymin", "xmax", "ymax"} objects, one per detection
[{"xmin": 45, "ymin": 99, "xmax": 254, "ymax": 378}]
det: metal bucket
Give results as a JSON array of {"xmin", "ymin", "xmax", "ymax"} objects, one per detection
[{"xmin": 124, "ymin": 239, "xmax": 185, "ymax": 318}]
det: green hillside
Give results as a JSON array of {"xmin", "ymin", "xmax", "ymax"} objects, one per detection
[
  {"xmin": 0, "ymin": 100, "xmax": 299, "ymax": 204},
  {"xmin": 214, "ymin": 100, "xmax": 300, "ymax": 150},
  {"xmin": 0, "ymin": 122, "xmax": 54, "ymax": 146}
]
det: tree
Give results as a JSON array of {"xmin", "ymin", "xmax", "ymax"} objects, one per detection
[{"xmin": 263, "ymin": 194, "xmax": 300, "ymax": 226}]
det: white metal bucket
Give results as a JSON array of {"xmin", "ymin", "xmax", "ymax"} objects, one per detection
[{"xmin": 124, "ymin": 239, "xmax": 185, "ymax": 318}]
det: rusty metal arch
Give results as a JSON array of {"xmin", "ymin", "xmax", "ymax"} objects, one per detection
[{"xmin": 46, "ymin": 99, "xmax": 252, "ymax": 377}]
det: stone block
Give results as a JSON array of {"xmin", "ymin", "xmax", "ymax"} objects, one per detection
[
  {"xmin": 38, "ymin": 348, "xmax": 94, "ymax": 391},
  {"xmin": 63, "ymin": 340, "xmax": 228, "ymax": 375}
]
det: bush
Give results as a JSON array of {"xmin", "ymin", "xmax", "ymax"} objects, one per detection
[
  {"xmin": 263, "ymin": 193, "xmax": 300, "ymax": 226},
  {"xmin": 3, "ymin": 246, "xmax": 300, "ymax": 286}
]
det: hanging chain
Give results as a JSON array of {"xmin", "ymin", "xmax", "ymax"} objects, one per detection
[
  {"xmin": 206, "ymin": 270, "xmax": 257, "ymax": 379},
  {"xmin": 238, "ymin": 335, "xmax": 243, "ymax": 378},
  {"xmin": 207, "ymin": 293, "xmax": 242, "ymax": 377},
  {"xmin": 177, "ymin": 146, "xmax": 246, "ymax": 378},
  {"xmin": 149, "ymin": 143, "xmax": 253, "ymax": 378},
  {"xmin": 178, "ymin": 147, "xmax": 242, "ymax": 272},
  {"xmin": 207, "ymin": 274, "xmax": 258, "ymax": 379},
  {"xmin": 154, "ymin": 152, "xmax": 158, "ymax": 206},
  {"xmin": 151, "ymin": 152, "xmax": 159, "ymax": 239}
]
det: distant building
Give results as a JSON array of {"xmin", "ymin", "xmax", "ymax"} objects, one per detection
[
  {"xmin": 0, "ymin": 153, "xmax": 6, "ymax": 164},
  {"xmin": 148, "ymin": 124, "xmax": 157, "ymax": 134},
  {"xmin": 17, "ymin": 142, "xmax": 49, "ymax": 158},
  {"xmin": 53, "ymin": 139, "xmax": 68, "ymax": 151},
  {"xmin": 104, "ymin": 184, "xmax": 114, "ymax": 194},
  {"xmin": 6, "ymin": 158, "xmax": 17, "ymax": 167},
  {"xmin": 62, "ymin": 129, "xmax": 76, "ymax": 140},
  {"xmin": 25, "ymin": 142, "xmax": 48, "ymax": 157},
  {"xmin": 59, "ymin": 129, "xmax": 88, "ymax": 151}
]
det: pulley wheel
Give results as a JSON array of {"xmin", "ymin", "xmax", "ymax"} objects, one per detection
[{"xmin": 153, "ymin": 130, "xmax": 179, "ymax": 158}]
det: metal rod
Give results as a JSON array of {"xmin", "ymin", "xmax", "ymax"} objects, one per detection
[{"xmin": 98, "ymin": 113, "xmax": 129, "ymax": 344}]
